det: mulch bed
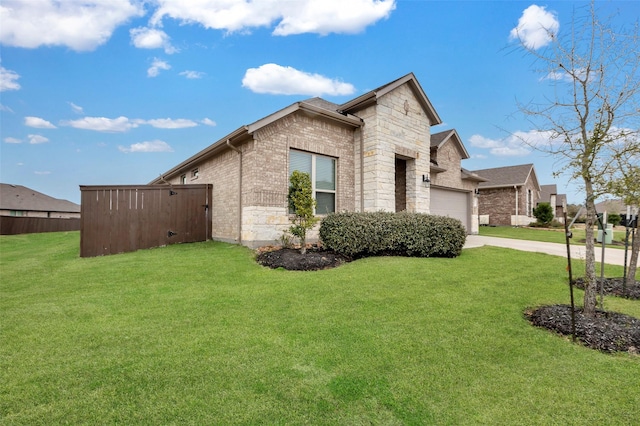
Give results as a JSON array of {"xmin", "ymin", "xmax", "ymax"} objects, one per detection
[
  {"xmin": 526, "ymin": 304, "xmax": 640, "ymax": 354},
  {"xmin": 255, "ymin": 245, "xmax": 349, "ymax": 271},
  {"xmin": 573, "ymin": 277, "xmax": 640, "ymax": 299}
]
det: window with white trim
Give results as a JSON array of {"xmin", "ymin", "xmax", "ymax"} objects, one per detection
[{"xmin": 289, "ymin": 150, "xmax": 336, "ymax": 214}]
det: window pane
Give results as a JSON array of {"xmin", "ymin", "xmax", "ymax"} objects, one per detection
[
  {"xmin": 316, "ymin": 192, "xmax": 335, "ymax": 214},
  {"xmin": 315, "ymin": 156, "xmax": 335, "ymax": 190},
  {"xmin": 289, "ymin": 150, "xmax": 312, "ymax": 176}
]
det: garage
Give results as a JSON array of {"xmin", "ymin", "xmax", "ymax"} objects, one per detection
[{"xmin": 429, "ymin": 187, "xmax": 470, "ymax": 232}]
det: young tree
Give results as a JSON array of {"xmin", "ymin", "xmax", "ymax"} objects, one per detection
[
  {"xmin": 288, "ymin": 170, "xmax": 319, "ymax": 255},
  {"xmin": 512, "ymin": 2, "xmax": 640, "ymax": 316},
  {"xmin": 608, "ymin": 163, "xmax": 640, "ymax": 288},
  {"xmin": 533, "ymin": 202, "xmax": 555, "ymax": 225}
]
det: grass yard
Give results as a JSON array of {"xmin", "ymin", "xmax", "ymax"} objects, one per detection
[
  {"xmin": 479, "ymin": 225, "xmax": 630, "ymax": 247},
  {"xmin": 1, "ymin": 232, "xmax": 639, "ymax": 424}
]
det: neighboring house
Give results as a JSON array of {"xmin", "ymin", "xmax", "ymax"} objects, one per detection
[
  {"xmin": 0, "ymin": 183, "xmax": 80, "ymax": 218},
  {"xmin": 538, "ymin": 184, "xmax": 567, "ymax": 222},
  {"xmin": 429, "ymin": 129, "xmax": 487, "ymax": 230},
  {"xmin": 472, "ymin": 164, "xmax": 541, "ymax": 226},
  {"xmin": 596, "ymin": 199, "xmax": 639, "ymax": 226},
  {"xmin": 151, "ymin": 73, "xmax": 483, "ymax": 248}
]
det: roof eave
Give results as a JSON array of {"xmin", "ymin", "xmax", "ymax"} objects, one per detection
[
  {"xmin": 149, "ymin": 126, "xmax": 249, "ymax": 184},
  {"xmin": 340, "ymin": 73, "xmax": 443, "ymax": 126}
]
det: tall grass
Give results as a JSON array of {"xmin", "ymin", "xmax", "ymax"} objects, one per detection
[{"xmin": 1, "ymin": 232, "xmax": 638, "ymax": 424}]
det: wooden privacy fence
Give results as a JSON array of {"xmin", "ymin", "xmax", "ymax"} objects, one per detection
[
  {"xmin": 0, "ymin": 216, "xmax": 80, "ymax": 235},
  {"xmin": 80, "ymin": 185, "xmax": 212, "ymax": 257}
]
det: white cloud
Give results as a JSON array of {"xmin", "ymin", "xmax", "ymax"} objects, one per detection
[
  {"xmin": 4, "ymin": 136, "xmax": 22, "ymax": 144},
  {"xmin": 34, "ymin": 171, "xmax": 51, "ymax": 175},
  {"xmin": 0, "ymin": 103, "xmax": 15, "ymax": 112},
  {"xmin": 541, "ymin": 67, "xmax": 589, "ymax": 83},
  {"xmin": 0, "ymin": 0, "xmax": 144, "ymax": 51},
  {"xmin": 62, "ymin": 116, "xmax": 141, "ymax": 132},
  {"xmin": 28, "ymin": 134, "xmax": 49, "ymax": 144},
  {"xmin": 201, "ymin": 118, "xmax": 217, "ymax": 126},
  {"xmin": 24, "ymin": 116, "xmax": 57, "ymax": 129},
  {"xmin": 145, "ymin": 118, "xmax": 198, "ymax": 129},
  {"xmin": 0, "ymin": 65, "xmax": 21, "ymax": 91},
  {"xmin": 130, "ymin": 27, "xmax": 177, "ymax": 54},
  {"xmin": 179, "ymin": 70, "xmax": 205, "ymax": 79},
  {"xmin": 118, "ymin": 140, "xmax": 174, "ymax": 153},
  {"xmin": 468, "ymin": 130, "xmax": 560, "ymax": 157},
  {"xmin": 509, "ymin": 5, "xmax": 559, "ymax": 50},
  {"xmin": 149, "ymin": 0, "xmax": 395, "ymax": 36},
  {"xmin": 272, "ymin": 0, "xmax": 396, "ymax": 36},
  {"xmin": 68, "ymin": 102, "xmax": 84, "ymax": 114},
  {"xmin": 148, "ymin": 58, "xmax": 171, "ymax": 77},
  {"xmin": 242, "ymin": 64, "xmax": 355, "ymax": 96}
]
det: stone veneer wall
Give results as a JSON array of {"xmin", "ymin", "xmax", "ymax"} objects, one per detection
[{"xmin": 357, "ymin": 84, "xmax": 432, "ymax": 213}]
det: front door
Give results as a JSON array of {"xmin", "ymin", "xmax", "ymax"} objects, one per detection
[{"xmin": 395, "ymin": 158, "xmax": 407, "ymax": 212}]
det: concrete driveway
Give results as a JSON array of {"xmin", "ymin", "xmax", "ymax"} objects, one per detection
[{"xmin": 464, "ymin": 235, "xmax": 635, "ymax": 267}]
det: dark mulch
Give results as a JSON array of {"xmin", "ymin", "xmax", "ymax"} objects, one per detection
[
  {"xmin": 526, "ymin": 304, "xmax": 640, "ymax": 354},
  {"xmin": 573, "ymin": 277, "xmax": 640, "ymax": 300},
  {"xmin": 256, "ymin": 246, "xmax": 350, "ymax": 271}
]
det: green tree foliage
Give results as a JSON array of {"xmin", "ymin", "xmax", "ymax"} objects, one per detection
[
  {"xmin": 607, "ymin": 213, "xmax": 621, "ymax": 227},
  {"xmin": 288, "ymin": 170, "xmax": 318, "ymax": 255},
  {"xmin": 533, "ymin": 202, "xmax": 554, "ymax": 225}
]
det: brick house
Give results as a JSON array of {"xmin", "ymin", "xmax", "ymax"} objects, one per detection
[
  {"xmin": 151, "ymin": 73, "xmax": 483, "ymax": 248},
  {"xmin": 538, "ymin": 184, "xmax": 567, "ymax": 223},
  {"xmin": 472, "ymin": 164, "xmax": 541, "ymax": 226},
  {"xmin": 0, "ymin": 183, "xmax": 80, "ymax": 218}
]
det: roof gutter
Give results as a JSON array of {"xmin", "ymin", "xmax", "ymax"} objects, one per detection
[{"xmin": 150, "ymin": 126, "xmax": 249, "ymax": 184}]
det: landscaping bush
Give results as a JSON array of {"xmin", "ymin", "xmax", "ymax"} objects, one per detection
[
  {"xmin": 319, "ymin": 211, "xmax": 466, "ymax": 258},
  {"xmin": 533, "ymin": 202, "xmax": 554, "ymax": 225}
]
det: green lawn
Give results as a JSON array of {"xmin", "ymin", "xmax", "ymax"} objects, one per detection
[
  {"xmin": 1, "ymin": 232, "xmax": 638, "ymax": 424},
  {"xmin": 479, "ymin": 225, "xmax": 629, "ymax": 247}
]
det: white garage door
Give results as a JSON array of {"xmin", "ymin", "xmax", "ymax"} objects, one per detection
[{"xmin": 430, "ymin": 187, "xmax": 469, "ymax": 232}]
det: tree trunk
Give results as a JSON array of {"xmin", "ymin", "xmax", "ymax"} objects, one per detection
[
  {"xmin": 299, "ymin": 235, "xmax": 307, "ymax": 255},
  {"xmin": 626, "ymin": 225, "xmax": 639, "ymax": 287},
  {"xmin": 583, "ymin": 195, "xmax": 598, "ymax": 317}
]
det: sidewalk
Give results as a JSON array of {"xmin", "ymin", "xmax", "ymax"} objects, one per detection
[{"xmin": 464, "ymin": 235, "xmax": 634, "ymax": 267}]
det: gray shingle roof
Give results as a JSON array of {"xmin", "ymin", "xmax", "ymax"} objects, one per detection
[
  {"xmin": 472, "ymin": 164, "xmax": 537, "ymax": 188},
  {"xmin": 0, "ymin": 183, "xmax": 80, "ymax": 213},
  {"xmin": 540, "ymin": 184, "xmax": 557, "ymax": 200},
  {"xmin": 301, "ymin": 97, "xmax": 340, "ymax": 112},
  {"xmin": 595, "ymin": 199, "xmax": 632, "ymax": 214}
]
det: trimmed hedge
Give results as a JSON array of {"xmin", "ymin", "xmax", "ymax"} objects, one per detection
[{"xmin": 319, "ymin": 211, "xmax": 467, "ymax": 258}]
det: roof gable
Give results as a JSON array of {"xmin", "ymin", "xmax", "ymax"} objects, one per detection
[
  {"xmin": 473, "ymin": 164, "xmax": 541, "ymax": 190},
  {"xmin": 430, "ymin": 129, "xmax": 469, "ymax": 160},
  {"xmin": 0, "ymin": 183, "xmax": 80, "ymax": 212},
  {"xmin": 339, "ymin": 72, "xmax": 442, "ymax": 125}
]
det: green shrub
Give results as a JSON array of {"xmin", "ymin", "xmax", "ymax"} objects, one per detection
[
  {"xmin": 607, "ymin": 212, "xmax": 621, "ymax": 227},
  {"xmin": 533, "ymin": 202, "xmax": 554, "ymax": 225},
  {"xmin": 319, "ymin": 211, "xmax": 466, "ymax": 258}
]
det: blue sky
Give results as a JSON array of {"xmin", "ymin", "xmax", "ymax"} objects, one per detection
[{"xmin": 1, "ymin": 0, "xmax": 638, "ymax": 205}]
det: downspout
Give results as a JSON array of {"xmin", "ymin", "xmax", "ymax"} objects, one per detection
[
  {"xmin": 514, "ymin": 185, "xmax": 519, "ymax": 227},
  {"xmin": 226, "ymin": 139, "xmax": 243, "ymax": 244},
  {"xmin": 359, "ymin": 123, "xmax": 365, "ymax": 212}
]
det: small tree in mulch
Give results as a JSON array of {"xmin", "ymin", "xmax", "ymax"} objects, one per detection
[{"xmin": 288, "ymin": 170, "xmax": 318, "ymax": 255}]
